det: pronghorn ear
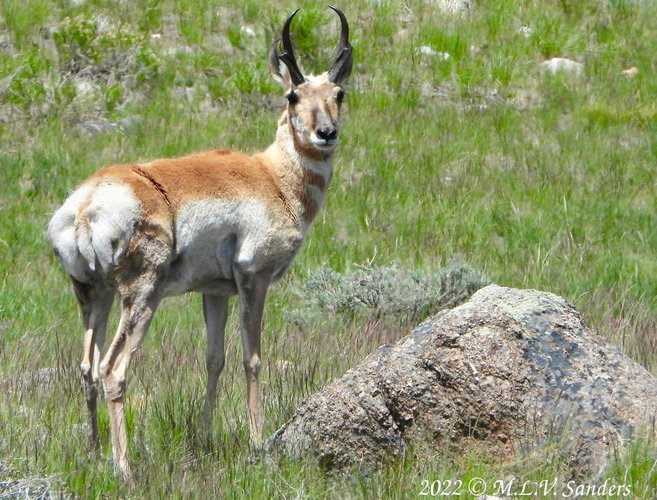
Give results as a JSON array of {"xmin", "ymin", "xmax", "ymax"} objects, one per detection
[{"xmin": 269, "ymin": 39, "xmax": 293, "ymax": 91}]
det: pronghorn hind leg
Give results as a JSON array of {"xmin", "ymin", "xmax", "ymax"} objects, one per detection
[
  {"xmin": 72, "ymin": 278, "xmax": 114, "ymax": 449},
  {"xmin": 202, "ymin": 293, "xmax": 229, "ymax": 430},
  {"xmin": 99, "ymin": 287, "xmax": 161, "ymax": 483},
  {"xmin": 234, "ymin": 269, "xmax": 270, "ymax": 447}
]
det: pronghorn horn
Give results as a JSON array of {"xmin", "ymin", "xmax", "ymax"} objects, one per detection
[
  {"xmin": 327, "ymin": 5, "xmax": 353, "ymax": 84},
  {"xmin": 279, "ymin": 8, "xmax": 306, "ymax": 87}
]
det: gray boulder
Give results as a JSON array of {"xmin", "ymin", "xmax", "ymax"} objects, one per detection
[{"xmin": 266, "ymin": 285, "xmax": 657, "ymax": 478}]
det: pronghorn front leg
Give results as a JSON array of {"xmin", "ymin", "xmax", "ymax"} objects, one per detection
[
  {"xmin": 202, "ymin": 293, "xmax": 229, "ymax": 428},
  {"xmin": 234, "ymin": 268, "xmax": 270, "ymax": 447},
  {"xmin": 99, "ymin": 291, "xmax": 161, "ymax": 482}
]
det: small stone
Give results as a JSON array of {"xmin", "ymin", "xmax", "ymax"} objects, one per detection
[
  {"xmin": 431, "ymin": 0, "xmax": 472, "ymax": 14},
  {"xmin": 621, "ymin": 67, "xmax": 639, "ymax": 78},
  {"xmin": 540, "ymin": 57, "xmax": 583, "ymax": 77},
  {"xmin": 415, "ymin": 46, "xmax": 451, "ymax": 60}
]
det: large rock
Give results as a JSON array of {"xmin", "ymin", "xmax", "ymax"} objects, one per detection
[{"xmin": 266, "ymin": 285, "xmax": 657, "ymax": 478}]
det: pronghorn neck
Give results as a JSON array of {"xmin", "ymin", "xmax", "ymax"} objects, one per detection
[{"xmin": 262, "ymin": 111, "xmax": 334, "ymax": 228}]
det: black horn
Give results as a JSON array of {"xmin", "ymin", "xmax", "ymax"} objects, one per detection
[
  {"xmin": 278, "ymin": 8, "xmax": 306, "ymax": 87},
  {"xmin": 327, "ymin": 5, "xmax": 353, "ymax": 84}
]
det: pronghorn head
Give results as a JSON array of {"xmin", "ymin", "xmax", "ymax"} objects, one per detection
[{"xmin": 269, "ymin": 6, "xmax": 353, "ymax": 158}]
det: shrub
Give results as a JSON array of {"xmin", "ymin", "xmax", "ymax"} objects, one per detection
[
  {"xmin": 53, "ymin": 15, "xmax": 159, "ymax": 83},
  {"xmin": 295, "ymin": 261, "xmax": 490, "ymax": 322}
]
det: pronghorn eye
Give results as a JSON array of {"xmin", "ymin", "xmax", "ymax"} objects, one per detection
[
  {"xmin": 286, "ymin": 91, "xmax": 299, "ymax": 105},
  {"xmin": 336, "ymin": 89, "xmax": 345, "ymax": 104}
]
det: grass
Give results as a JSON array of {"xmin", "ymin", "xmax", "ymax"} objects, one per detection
[{"xmin": 1, "ymin": 0, "xmax": 657, "ymax": 497}]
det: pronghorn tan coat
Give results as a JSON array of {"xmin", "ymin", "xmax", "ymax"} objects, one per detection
[{"xmin": 47, "ymin": 7, "xmax": 352, "ymax": 482}]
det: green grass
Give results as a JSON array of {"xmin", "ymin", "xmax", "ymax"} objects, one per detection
[{"xmin": 2, "ymin": 0, "xmax": 657, "ymax": 497}]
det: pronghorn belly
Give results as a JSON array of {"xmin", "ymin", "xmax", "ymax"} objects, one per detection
[
  {"xmin": 47, "ymin": 182, "xmax": 141, "ymax": 283},
  {"xmin": 164, "ymin": 198, "xmax": 298, "ymax": 295},
  {"xmin": 163, "ymin": 232, "xmax": 238, "ymax": 296}
]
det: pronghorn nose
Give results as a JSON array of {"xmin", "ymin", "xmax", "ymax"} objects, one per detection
[{"xmin": 316, "ymin": 127, "xmax": 338, "ymax": 141}]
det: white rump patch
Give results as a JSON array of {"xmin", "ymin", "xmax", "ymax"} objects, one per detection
[{"xmin": 48, "ymin": 181, "xmax": 141, "ymax": 281}]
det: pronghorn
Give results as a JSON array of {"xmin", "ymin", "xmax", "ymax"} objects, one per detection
[{"xmin": 47, "ymin": 6, "xmax": 352, "ymax": 481}]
